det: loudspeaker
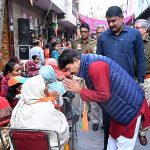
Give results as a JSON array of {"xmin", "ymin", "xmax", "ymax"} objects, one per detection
[{"xmin": 18, "ymin": 18, "xmax": 30, "ymax": 45}]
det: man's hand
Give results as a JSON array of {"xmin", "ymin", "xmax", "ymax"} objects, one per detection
[{"xmin": 63, "ymin": 78, "xmax": 82, "ymax": 93}]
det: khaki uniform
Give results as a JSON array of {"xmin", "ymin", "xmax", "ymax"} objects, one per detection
[
  {"xmin": 139, "ymin": 37, "xmax": 150, "ymax": 136},
  {"xmin": 72, "ymin": 38, "xmax": 96, "ymax": 54},
  {"xmin": 143, "ymin": 37, "xmax": 150, "ymax": 107},
  {"xmin": 144, "ymin": 37, "xmax": 150, "ymax": 74}
]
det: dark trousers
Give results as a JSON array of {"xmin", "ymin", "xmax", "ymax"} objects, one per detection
[{"xmin": 102, "ymin": 108, "xmax": 110, "ymax": 150}]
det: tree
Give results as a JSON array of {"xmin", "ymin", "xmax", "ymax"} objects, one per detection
[{"xmin": 0, "ymin": 0, "xmax": 5, "ymax": 47}]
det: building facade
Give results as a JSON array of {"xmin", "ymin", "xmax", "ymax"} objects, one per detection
[{"xmin": 0, "ymin": 0, "xmax": 79, "ymax": 71}]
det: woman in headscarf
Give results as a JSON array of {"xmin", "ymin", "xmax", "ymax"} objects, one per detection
[
  {"xmin": 10, "ymin": 75, "xmax": 69, "ymax": 150},
  {"xmin": 39, "ymin": 65, "xmax": 66, "ymax": 107},
  {"xmin": 39, "ymin": 65, "xmax": 76, "ymax": 123}
]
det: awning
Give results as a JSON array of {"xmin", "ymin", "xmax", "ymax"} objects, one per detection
[
  {"xmin": 79, "ymin": 14, "xmax": 133, "ymax": 32},
  {"xmin": 32, "ymin": 0, "xmax": 66, "ymax": 14}
]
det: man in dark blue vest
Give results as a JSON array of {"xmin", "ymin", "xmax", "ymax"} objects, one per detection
[{"xmin": 58, "ymin": 49, "xmax": 150, "ymax": 150}]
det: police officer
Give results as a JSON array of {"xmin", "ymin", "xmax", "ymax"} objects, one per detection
[
  {"xmin": 72, "ymin": 23, "xmax": 97, "ymax": 126},
  {"xmin": 72, "ymin": 23, "xmax": 96, "ymax": 54}
]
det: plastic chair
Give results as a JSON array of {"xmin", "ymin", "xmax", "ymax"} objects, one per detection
[{"xmin": 0, "ymin": 127, "xmax": 61, "ymax": 150}]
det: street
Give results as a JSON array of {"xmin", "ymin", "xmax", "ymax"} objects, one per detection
[{"xmin": 75, "ymin": 118, "xmax": 150, "ymax": 150}]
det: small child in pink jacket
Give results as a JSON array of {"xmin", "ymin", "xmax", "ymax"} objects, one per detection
[{"xmin": 25, "ymin": 55, "xmax": 40, "ymax": 77}]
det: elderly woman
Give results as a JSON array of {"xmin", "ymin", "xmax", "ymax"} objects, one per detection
[
  {"xmin": 39, "ymin": 65, "xmax": 76, "ymax": 125},
  {"xmin": 39, "ymin": 65, "xmax": 66, "ymax": 107},
  {"xmin": 10, "ymin": 75, "xmax": 69, "ymax": 150}
]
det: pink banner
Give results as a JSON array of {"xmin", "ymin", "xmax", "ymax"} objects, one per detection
[{"xmin": 79, "ymin": 14, "xmax": 133, "ymax": 32}]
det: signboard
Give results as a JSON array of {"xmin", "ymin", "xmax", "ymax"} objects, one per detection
[{"xmin": 19, "ymin": 45, "xmax": 29, "ymax": 60}]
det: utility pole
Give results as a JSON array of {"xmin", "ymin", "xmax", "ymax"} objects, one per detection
[{"xmin": 0, "ymin": 0, "xmax": 5, "ymax": 47}]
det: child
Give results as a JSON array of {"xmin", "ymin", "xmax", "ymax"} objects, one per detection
[{"xmin": 25, "ymin": 55, "xmax": 40, "ymax": 77}]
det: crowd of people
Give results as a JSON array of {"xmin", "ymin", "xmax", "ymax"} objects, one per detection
[
  {"xmin": 0, "ymin": 5, "xmax": 150, "ymax": 150},
  {"xmin": 0, "ymin": 35, "xmax": 73, "ymax": 149}
]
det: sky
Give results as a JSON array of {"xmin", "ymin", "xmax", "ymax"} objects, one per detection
[{"xmin": 79, "ymin": 0, "xmax": 124, "ymax": 19}]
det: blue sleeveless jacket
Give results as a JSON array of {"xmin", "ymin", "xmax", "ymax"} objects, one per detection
[{"xmin": 78, "ymin": 54, "xmax": 144, "ymax": 125}]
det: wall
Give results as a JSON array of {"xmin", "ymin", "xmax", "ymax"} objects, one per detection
[
  {"xmin": 12, "ymin": 0, "xmax": 46, "ymax": 56},
  {"xmin": 51, "ymin": 0, "xmax": 67, "ymax": 13},
  {"xmin": 65, "ymin": 0, "xmax": 76, "ymax": 25}
]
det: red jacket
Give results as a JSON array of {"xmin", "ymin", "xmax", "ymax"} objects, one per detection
[
  {"xmin": 25, "ymin": 61, "xmax": 39, "ymax": 77},
  {"xmin": 80, "ymin": 61, "xmax": 150, "ymax": 138}
]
